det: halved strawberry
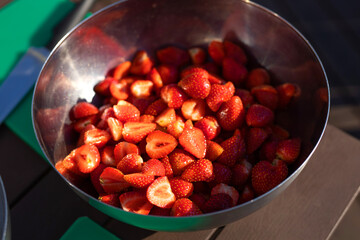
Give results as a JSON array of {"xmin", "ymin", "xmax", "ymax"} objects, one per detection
[
  {"xmin": 178, "ymin": 68, "xmax": 211, "ymax": 99},
  {"xmin": 119, "ymin": 191, "xmax": 153, "ymax": 215},
  {"xmin": 168, "ymin": 149, "xmax": 196, "ymax": 176},
  {"xmin": 113, "ymin": 100, "xmax": 140, "ymax": 123},
  {"xmin": 90, "ymin": 163, "xmax": 107, "ymax": 195},
  {"xmin": 130, "ymin": 80, "xmax": 154, "ymax": 98},
  {"xmin": 179, "ymin": 120, "xmax": 207, "ymax": 159},
  {"xmin": 181, "ymin": 99, "xmax": 206, "ymax": 121},
  {"xmin": 234, "ymin": 88, "xmax": 254, "ymax": 109},
  {"xmin": 251, "ymin": 85, "xmax": 279, "ymax": 110},
  {"xmin": 109, "ymin": 79, "xmax": 130, "ymax": 100},
  {"xmin": 94, "ymin": 77, "xmax": 116, "ymax": 96},
  {"xmin": 99, "ymin": 193, "xmax": 120, "ymax": 207},
  {"xmin": 166, "ymin": 115, "xmax": 185, "ymax": 139},
  {"xmin": 84, "ymin": 128, "xmax": 111, "ymax": 148},
  {"xmin": 55, "ymin": 160, "xmax": 84, "ymax": 186},
  {"xmin": 194, "ymin": 116, "xmax": 221, "ymax": 140},
  {"xmin": 270, "ymin": 125, "xmax": 290, "ymax": 141},
  {"xmin": 159, "ymin": 156, "xmax": 174, "ymax": 177},
  {"xmin": 107, "ymin": 117, "xmax": 123, "ymax": 141},
  {"xmin": 245, "ymin": 68, "xmax": 270, "ymax": 89},
  {"xmin": 140, "ymin": 114, "xmax": 155, "ymax": 123},
  {"xmin": 202, "ymin": 61, "xmax": 220, "ymax": 75},
  {"xmin": 128, "ymin": 95, "xmax": 155, "ymax": 114},
  {"xmin": 169, "ymin": 177, "xmax": 194, "ymax": 199},
  {"xmin": 216, "ymin": 95, "xmax": 245, "ymax": 131},
  {"xmin": 113, "ymin": 141, "xmax": 140, "ymax": 165},
  {"xmin": 222, "ymin": 57, "xmax": 247, "ymax": 86},
  {"xmin": 170, "ymin": 198, "xmax": 202, "ymax": 216},
  {"xmin": 116, "ymin": 153, "xmax": 143, "ymax": 174},
  {"xmin": 113, "ymin": 61, "xmax": 131, "ymax": 80},
  {"xmin": 189, "ymin": 193, "xmax": 207, "ymax": 211},
  {"xmin": 223, "ymin": 40, "xmax": 247, "ymax": 64},
  {"xmin": 144, "ymin": 99, "xmax": 168, "ymax": 116},
  {"xmin": 156, "ymin": 46, "xmax": 190, "ymax": 67},
  {"xmin": 62, "ymin": 149, "xmax": 84, "ymax": 176},
  {"xmin": 211, "ymin": 183, "xmax": 239, "ymax": 207},
  {"xmin": 72, "ymin": 115, "xmax": 99, "ymax": 133},
  {"xmin": 99, "ymin": 167, "xmax": 130, "ymax": 194},
  {"xmin": 202, "ymin": 193, "xmax": 233, "ymax": 213},
  {"xmin": 210, "ymin": 162, "xmax": 232, "ymax": 186},
  {"xmin": 101, "ymin": 146, "xmax": 116, "ymax": 166},
  {"xmin": 259, "ymin": 140, "xmax": 279, "ymax": 161},
  {"xmin": 147, "ymin": 67, "xmax": 163, "ymax": 93},
  {"xmin": 217, "ymin": 129, "xmax": 246, "ymax": 166},
  {"xmin": 276, "ymin": 138, "xmax": 301, "ymax": 164},
  {"xmin": 181, "ymin": 159, "xmax": 214, "ymax": 182},
  {"xmin": 245, "ymin": 104, "xmax": 274, "ymax": 127},
  {"xmin": 146, "ymin": 176, "xmax": 176, "ymax": 208},
  {"xmin": 160, "ymin": 84, "xmax": 188, "ymax": 109},
  {"xmin": 142, "ymin": 159, "xmax": 166, "ymax": 176},
  {"xmin": 205, "ymin": 140, "xmax": 224, "ymax": 161},
  {"xmin": 208, "ymin": 40, "xmax": 225, "ymax": 65},
  {"xmin": 206, "ymin": 81, "xmax": 235, "ymax": 112},
  {"xmin": 146, "ymin": 130, "xmax": 178, "ymax": 159},
  {"xmin": 71, "ymin": 102, "xmax": 99, "ymax": 120},
  {"xmin": 122, "ymin": 122, "xmax": 156, "ymax": 143},
  {"xmin": 74, "ymin": 144, "xmax": 100, "ymax": 173},
  {"xmin": 238, "ymin": 184, "xmax": 255, "ymax": 204},
  {"xmin": 188, "ymin": 47, "xmax": 206, "ymax": 64},
  {"xmin": 155, "ymin": 108, "xmax": 176, "ymax": 127},
  {"xmin": 231, "ymin": 160, "xmax": 252, "ymax": 189},
  {"xmin": 157, "ymin": 64, "xmax": 178, "ymax": 85},
  {"xmin": 246, "ymin": 127, "xmax": 268, "ymax": 154},
  {"xmin": 276, "ymin": 83, "xmax": 300, "ymax": 109},
  {"xmin": 123, "ymin": 173, "xmax": 155, "ymax": 188},
  {"xmin": 129, "ymin": 50, "xmax": 153, "ymax": 75}
]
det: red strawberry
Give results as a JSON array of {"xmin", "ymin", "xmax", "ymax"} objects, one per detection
[
  {"xmin": 211, "ymin": 183, "xmax": 239, "ymax": 206},
  {"xmin": 208, "ymin": 73, "xmax": 224, "ymax": 84},
  {"xmin": 128, "ymin": 95, "xmax": 155, "ymax": 114},
  {"xmin": 259, "ymin": 140, "xmax": 279, "ymax": 161},
  {"xmin": 251, "ymin": 85, "xmax": 279, "ymax": 110},
  {"xmin": 169, "ymin": 177, "xmax": 194, "ymax": 199},
  {"xmin": 140, "ymin": 114, "xmax": 155, "ymax": 123},
  {"xmin": 157, "ymin": 64, "xmax": 178, "ymax": 85},
  {"xmin": 246, "ymin": 127, "xmax": 269, "ymax": 154},
  {"xmin": 94, "ymin": 77, "xmax": 116, "ymax": 96},
  {"xmin": 129, "ymin": 50, "xmax": 153, "ymax": 75},
  {"xmin": 202, "ymin": 61, "xmax": 220, "ymax": 75},
  {"xmin": 77, "ymin": 123, "xmax": 96, "ymax": 146},
  {"xmin": 276, "ymin": 138, "xmax": 301, "ymax": 164},
  {"xmin": 170, "ymin": 198, "xmax": 202, "ymax": 216},
  {"xmin": 147, "ymin": 67, "xmax": 163, "ymax": 93},
  {"xmin": 113, "ymin": 61, "xmax": 131, "ymax": 80},
  {"xmin": 90, "ymin": 163, "xmax": 107, "ymax": 195},
  {"xmin": 231, "ymin": 160, "xmax": 252, "ymax": 188},
  {"xmin": 217, "ymin": 129, "xmax": 246, "ymax": 166},
  {"xmin": 130, "ymin": 80, "xmax": 154, "ymax": 98},
  {"xmin": 270, "ymin": 125, "xmax": 290, "ymax": 141},
  {"xmin": 223, "ymin": 40, "xmax": 247, "ymax": 64},
  {"xmin": 189, "ymin": 193, "xmax": 207, "ymax": 211},
  {"xmin": 205, "ymin": 140, "xmax": 224, "ymax": 161},
  {"xmin": 146, "ymin": 130, "xmax": 178, "ymax": 159},
  {"xmin": 245, "ymin": 104, "xmax": 274, "ymax": 127},
  {"xmin": 234, "ymin": 89, "xmax": 255, "ymax": 108},
  {"xmin": 222, "ymin": 57, "xmax": 247, "ymax": 86},
  {"xmin": 155, "ymin": 107, "xmax": 176, "ymax": 127},
  {"xmin": 188, "ymin": 47, "xmax": 206, "ymax": 64},
  {"xmin": 238, "ymin": 184, "xmax": 255, "ymax": 204},
  {"xmin": 251, "ymin": 159, "xmax": 288, "ymax": 195},
  {"xmin": 113, "ymin": 100, "xmax": 140, "ymax": 123},
  {"xmin": 208, "ymin": 40, "xmax": 225, "ymax": 65},
  {"xmin": 210, "ymin": 162, "xmax": 232, "ymax": 185},
  {"xmin": 178, "ymin": 68, "xmax": 211, "ymax": 99},
  {"xmin": 72, "ymin": 115, "xmax": 99, "ymax": 133},
  {"xmin": 99, "ymin": 193, "xmax": 120, "ymax": 207},
  {"xmin": 202, "ymin": 193, "xmax": 233, "ymax": 213},
  {"xmin": 116, "ymin": 153, "xmax": 143, "ymax": 174},
  {"xmin": 109, "ymin": 79, "xmax": 130, "ymax": 100},
  {"xmin": 113, "ymin": 142, "xmax": 140, "ymax": 165},
  {"xmin": 206, "ymin": 81, "xmax": 235, "ymax": 112},
  {"xmin": 107, "ymin": 117, "xmax": 123, "ymax": 141},
  {"xmin": 119, "ymin": 191, "xmax": 153, "ymax": 215},
  {"xmin": 166, "ymin": 115, "xmax": 185, "ymax": 138},
  {"xmin": 122, "ymin": 122, "xmax": 156, "ymax": 143},
  {"xmin": 181, "ymin": 159, "xmax": 214, "ymax": 182},
  {"xmin": 156, "ymin": 46, "xmax": 190, "ymax": 67},
  {"xmin": 160, "ymin": 84, "xmax": 188, "ymax": 109},
  {"xmin": 123, "ymin": 173, "xmax": 155, "ymax": 188},
  {"xmin": 159, "ymin": 156, "xmax": 174, "ymax": 177},
  {"xmin": 216, "ymin": 96, "xmax": 245, "ymax": 131},
  {"xmin": 179, "ymin": 120, "xmax": 207, "ymax": 159},
  {"xmin": 194, "ymin": 116, "xmax": 221, "ymax": 140},
  {"xmin": 149, "ymin": 206, "xmax": 171, "ymax": 216},
  {"xmin": 146, "ymin": 176, "xmax": 176, "ymax": 208},
  {"xmin": 168, "ymin": 149, "xmax": 196, "ymax": 176},
  {"xmin": 71, "ymin": 102, "xmax": 99, "ymax": 119},
  {"xmin": 245, "ymin": 68, "xmax": 270, "ymax": 89},
  {"xmin": 62, "ymin": 149, "xmax": 85, "ymax": 176},
  {"xmin": 181, "ymin": 99, "xmax": 206, "ymax": 121},
  {"xmin": 74, "ymin": 144, "xmax": 100, "ymax": 173},
  {"xmin": 99, "ymin": 167, "xmax": 130, "ymax": 194},
  {"xmin": 142, "ymin": 159, "xmax": 166, "ymax": 176},
  {"xmin": 101, "ymin": 146, "xmax": 116, "ymax": 167},
  {"xmin": 145, "ymin": 99, "xmax": 168, "ymax": 116},
  {"xmin": 276, "ymin": 83, "xmax": 300, "ymax": 109},
  {"xmin": 84, "ymin": 128, "xmax": 111, "ymax": 148},
  {"xmin": 55, "ymin": 160, "xmax": 84, "ymax": 186}
]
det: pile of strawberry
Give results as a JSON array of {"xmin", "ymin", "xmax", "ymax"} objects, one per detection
[{"xmin": 55, "ymin": 40, "xmax": 302, "ymax": 217}]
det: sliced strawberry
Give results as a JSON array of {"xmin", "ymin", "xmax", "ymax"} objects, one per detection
[
  {"xmin": 178, "ymin": 68, "xmax": 211, "ymax": 99},
  {"xmin": 119, "ymin": 191, "xmax": 153, "ymax": 215},
  {"xmin": 144, "ymin": 99, "xmax": 168, "ymax": 116},
  {"xmin": 90, "ymin": 163, "xmax": 107, "ymax": 195},
  {"xmin": 128, "ymin": 95, "xmax": 155, "ymax": 114},
  {"xmin": 181, "ymin": 99, "xmax": 206, "ymax": 121},
  {"xmin": 217, "ymin": 129, "xmax": 246, "ymax": 166},
  {"xmin": 202, "ymin": 61, "xmax": 220, "ymax": 75},
  {"xmin": 276, "ymin": 138, "xmax": 301, "ymax": 164},
  {"xmin": 189, "ymin": 193, "xmax": 208, "ymax": 211},
  {"xmin": 160, "ymin": 84, "xmax": 188, "ymax": 109},
  {"xmin": 194, "ymin": 116, "xmax": 221, "ymax": 140},
  {"xmin": 74, "ymin": 144, "xmax": 100, "ymax": 173},
  {"xmin": 245, "ymin": 104, "xmax": 274, "ymax": 127},
  {"xmin": 270, "ymin": 125, "xmax": 290, "ymax": 141},
  {"xmin": 149, "ymin": 206, "xmax": 171, "ymax": 216},
  {"xmin": 231, "ymin": 160, "xmax": 252, "ymax": 188},
  {"xmin": 208, "ymin": 73, "xmax": 224, "ymax": 84},
  {"xmin": 116, "ymin": 153, "xmax": 143, "ymax": 174},
  {"xmin": 169, "ymin": 177, "xmax": 194, "ymax": 199},
  {"xmin": 211, "ymin": 183, "xmax": 239, "ymax": 206},
  {"xmin": 97, "ymin": 105, "xmax": 115, "ymax": 129},
  {"xmin": 147, "ymin": 67, "xmax": 163, "ymax": 93},
  {"xmin": 146, "ymin": 130, "xmax": 178, "ymax": 159},
  {"xmin": 222, "ymin": 57, "xmax": 247, "ymax": 86},
  {"xmin": 123, "ymin": 173, "xmax": 155, "ymax": 188},
  {"xmin": 223, "ymin": 40, "xmax": 247, "ymax": 64},
  {"xmin": 205, "ymin": 140, "xmax": 224, "ymax": 161},
  {"xmin": 113, "ymin": 61, "xmax": 131, "ymax": 80},
  {"xmin": 130, "ymin": 80, "xmax": 154, "ymax": 98},
  {"xmin": 179, "ymin": 120, "xmax": 207, "ymax": 159},
  {"xmin": 166, "ymin": 115, "xmax": 185, "ymax": 139},
  {"xmin": 55, "ymin": 160, "xmax": 85, "ymax": 186},
  {"xmin": 122, "ymin": 122, "xmax": 156, "ymax": 143},
  {"xmin": 113, "ymin": 141, "xmax": 140, "ymax": 165},
  {"xmin": 246, "ymin": 127, "xmax": 269, "ymax": 154},
  {"xmin": 188, "ymin": 47, "xmax": 206, "ymax": 64},
  {"xmin": 245, "ymin": 68, "xmax": 270, "ymax": 89},
  {"xmin": 168, "ymin": 149, "xmax": 196, "ymax": 176},
  {"xmin": 208, "ymin": 40, "xmax": 225, "ymax": 65},
  {"xmin": 113, "ymin": 100, "xmax": 140, "ymax": 123},
  {"xmin": 72, "ymin": 115, "xmax": 99, "ymax": 133},
  {"xmin": 94, "ymin": 77, "xmax": 116, "ymax": 96},
  {"xmin": 109, "ymin": 79, "xmax": 130, "ymax": 100},
  {"xmin": 155, "ymin": 108, "xmax": 176, "ymax": 127},
  {"xmin": 62, "ymin": 149, "xmax": 84, "ymax": 176},
  {"xmin": 181, "ymin": 159, "xmax": 214, "ymax": 182},
  {"xmin": 206, "ymin": 81, "xmax": 235, "ymax": 112},
  {"xmin": 84, "ymin": 128, "xmax": 111, "ymax": 148},
  {"xmin": 107, "ymin": 117, "xmax": 123, "ymax": 141},
  {"xmin": 238, "ymin": 184, "xmax": 255, "ymax": 204},
  {"xmin": 159, "ymin": 156, "xmax": 174, "ymax": 177},
  {"xmin": 99, "ymin": 193, "xmax": 120, "ymax": 207},
  {"xmin": 234, "ymin": 88, "xmax": 254, "ymax": 109},
  {"xmin": 71, "ymin": 102, "xmax": 99, "ymax": 120},
  {"xmin": 129, "ymin": 50, "xmax": 153, "ymax": 75},
  {"xmin": 99, "ymin": 167, "xmax": 130, "ymax": 194},
  {"xmin": 276, "ymin": 83, "xmax": 300, "ymax": 109},
  {"xmin": 156, "ymin": 46, "xmax": 190, "ymax": 67},
  {"xmin": 101, "ymin": 146, "xmax": 116, "ymax": 166},
  {"xmin": 202, "ymin": 193, "xmax": 233, "ymax": 213},
  {"xmin": 157, "ymin": 64, "xmax": 178, "ymax": 85},
  {"xmin": 170, "ymin": 198, "xmax": 202, "ymax": 216},
  {"xmin": 251, "ymin": 85, "xmax": 279, "ymax": 110},
  {"xmin": 140, "ymin": 114, "xmax": 155, "ymax": 123},
  {"xmin": 259, "ymin": 140, "xmax": 279, "ymax": 161},
  {"xmin": 210, "ymin": 162, "xmax": 232, "ymax": 186},
  {"xmin": 216, "ymin": 95, "xmax": 245, "ymax": 131},
  {"xmin": 142, "ymin": 159, "xmax": 166, "ymax": 176},
  {"xmin": 146, "ymin": 176, "xmax": 176, "ymax": 208}
]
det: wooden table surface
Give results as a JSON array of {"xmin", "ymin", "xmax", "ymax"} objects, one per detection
[{"xmin": 1, "ymin": 0, "xmax": 360, "ymax": 239}]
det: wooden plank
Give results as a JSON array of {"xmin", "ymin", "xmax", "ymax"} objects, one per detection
[
  {"xmin": 216, "ymin": 125, "xmax": 360, "ymax": 240},
  {"xmin": 143, "ymin": 228, "xmax": 217, "ymax": 240}
]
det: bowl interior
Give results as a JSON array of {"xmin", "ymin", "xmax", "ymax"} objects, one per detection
[{"xmin": 32, "ymin": 0, "xmax": 329, "ymax": 231}]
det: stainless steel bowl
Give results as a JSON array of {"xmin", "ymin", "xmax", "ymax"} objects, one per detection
[{"xmin": 32, "ymin": 0, "xmax": 330, "ymax": 231}]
